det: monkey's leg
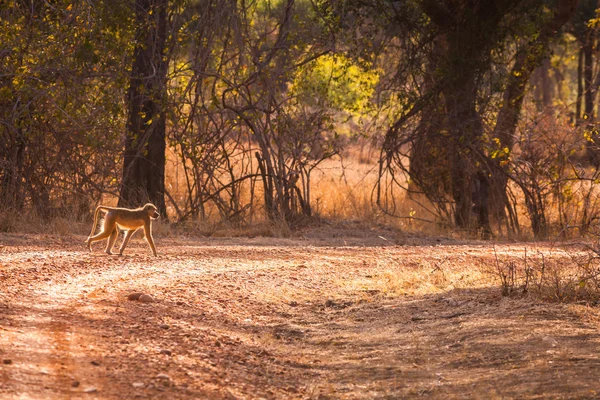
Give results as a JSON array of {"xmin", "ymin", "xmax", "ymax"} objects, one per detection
[
  {"xmin": 143, "ymin": 224, "xmax": 158, "ymax": 257},
  {"xmin": 105, "ymin": 228, "xmax": 118, "ymax": 255},
  {"xmin": 87, "ymin": 229, "xmax": 114, "ymax": 251},
  {"xmin": 119, "ymin": 229, "xmax": 137, "ymax": 255}
]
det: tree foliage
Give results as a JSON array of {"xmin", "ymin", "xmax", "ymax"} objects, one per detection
[
  {"xmin": 0, "ymin": 0, "xmax": 131, "ymax": 218},
  {"xmin": 3, "ymin": 0, "xmax": 600, "ymax": 238}
]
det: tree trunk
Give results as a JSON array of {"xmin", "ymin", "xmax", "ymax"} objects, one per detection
[
  {"xmin": 577, "ymin": 46, "xmax": 584, "ymax": 123},
  {"xmin": 408, "ymin": 36, "xmax": 451, "ymax": 210},
  {"xmin": 443, "ymin": 73, "xmax": 489, "ymax": 232},
  {"xmin": 0, "ymin": 128, "xmax": 26, "ymax": 209},
  {"xmin": 584, "ymin": 29, "xmax": 595, "ymax": 122},
  {"xmin": 119, "ymin": 0, "xmax": 168, "ymax": 216},
  {"xmin": 532, "ymin": 58, "xmax": 554, "ymax": 112}
]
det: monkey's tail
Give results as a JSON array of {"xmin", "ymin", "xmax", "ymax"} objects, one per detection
[{"xmin": 87, "ymin": 206, "xmax": 106, "ymax": 240}]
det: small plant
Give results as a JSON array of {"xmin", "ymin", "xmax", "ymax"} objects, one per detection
[
  {"xmin": 493, "ymin": 246, "xmax": 529, "ymax": 296},
  {"xmin": 488, "ymin": 244, "xmax": 600, "ymax": 304}
]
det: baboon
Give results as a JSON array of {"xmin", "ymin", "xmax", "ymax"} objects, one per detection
[{"xmin": 85, "ymin": 203, "xmax": 160, "ymax": 256}]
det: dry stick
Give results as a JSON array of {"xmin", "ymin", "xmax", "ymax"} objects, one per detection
[
  {"xmin": 493, "ymin": 244, "xmax": 511, "ymax": 296},
  {"xmin": 523, "ymin": 247, "xmax": 529, "ymax": 293}
]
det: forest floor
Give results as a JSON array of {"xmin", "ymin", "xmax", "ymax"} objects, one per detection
[{"xmin": 1, "ymin": 226, "xmax": 600, "ymax": 399}]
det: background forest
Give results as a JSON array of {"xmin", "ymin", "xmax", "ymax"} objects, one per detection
[{"xmin": 2, "ymin": 0, "xmax": 599, "ymax": 239}]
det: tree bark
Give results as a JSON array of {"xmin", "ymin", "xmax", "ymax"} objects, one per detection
[
  {"xmin": 119, "ymin": 0, "xmax": 168, "ymax": 216},
  {"xmin": 443, "ymin": 72, "xmax": 488, "ymax": 232}
]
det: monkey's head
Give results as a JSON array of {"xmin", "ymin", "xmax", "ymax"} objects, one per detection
[{"xmin": 144, "ymin": 203, "xmax": 160, "ymax": 220}]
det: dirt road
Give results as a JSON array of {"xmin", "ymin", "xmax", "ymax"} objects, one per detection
[{"xmin": 1, "ymin": 231, "xmax": 600, "ymax": 399}]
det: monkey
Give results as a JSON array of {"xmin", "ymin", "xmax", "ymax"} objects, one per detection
[{"xmin": 85, "ymin": 203, "xmax": 160, "ymax": 256}]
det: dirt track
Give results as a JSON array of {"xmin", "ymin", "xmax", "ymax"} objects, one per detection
[{"xmin": 1, "ymin": 230, "xmax": 600, "ymax": 399}]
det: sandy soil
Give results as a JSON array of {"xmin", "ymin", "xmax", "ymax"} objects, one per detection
[{"xmin": 1, "ymin": 228, "xmax": 600, "ymax": 399}]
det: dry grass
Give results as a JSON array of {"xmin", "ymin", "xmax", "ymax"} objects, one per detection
[
  {"xmin": 0, "ymin": 210, "xmax": 89, "ymax": 236},
  {"xmin": 343, "ymin": 257, "xmax": 488, "ymax": 298},
  {"xmin": 309, "ymin": 156, "xmax": 381, "ymax": 221},
  {"xmin": 0, "ymin": 144, "xmax": 461, "ymax": 239},
  {"xmin": 163, "ymin": 144, "xmax": 419, "ymax": 232},
  {"xmin": 8, "ymin": 138, "xmax": 600, "ymax": 243}
]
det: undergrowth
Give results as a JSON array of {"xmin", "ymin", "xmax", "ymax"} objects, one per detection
[{"xmin": 486, "ymin": 244, "xmax": 600, "ymax": 304}]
